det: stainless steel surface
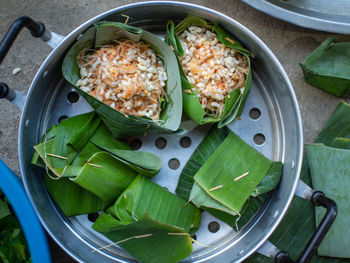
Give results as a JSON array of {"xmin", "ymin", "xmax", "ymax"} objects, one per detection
[
  {"xmin": 241, "ymin": 0, "xmax": 350, "ymax": 34},
  {"xmin": 44, "ymin": 31, "xmax": 65, "ymax": 49},
  {"xmin": 257, "ymin": 240, "xmax": 280, "ymax": 258},
  {"xmin": 17, "ymin": 1, "xmax": 303, "ymax": 262},
  {"xmin": 295, "ymin": 179, "xmax": 314, "ymax": 200},
  {"xmin": 3, "ymin": 86, "xmax": 26, "ymax": 110}
]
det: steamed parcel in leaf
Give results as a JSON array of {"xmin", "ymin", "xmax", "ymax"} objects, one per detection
[
  {"xmin": 92, "ymin": 175, "xmax": 201, "ymax": 263},
  {"xmin": 31, "ymin": 112, "xmax": 162, "ymax": 216},
  {"xmin": 176, "ymin": 127, "xmax": 282, "ymax": 228},
  {"xmin": 165, "ymin": 15, "xmax": 252, "ymax": 127},
  {"xmin": 62, "ymin": 22, "xmax": 182, "ymax": 138}
]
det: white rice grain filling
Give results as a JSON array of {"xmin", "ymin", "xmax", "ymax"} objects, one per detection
[
  {"xmin": 179, "ymin": 26, "xmax": 249, "ymax": 118},
  {"xmin": 76, "ymin": 39, "xmax": 167, "ymax": 120}
]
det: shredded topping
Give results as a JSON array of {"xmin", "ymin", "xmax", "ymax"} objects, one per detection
[
  {"xmin": 178, "ymin": 26, "xmax": 249, "ymax": 118},
  {"xmin": 76, "ymin": 39, "xmax": 167, "ymax": 120}
]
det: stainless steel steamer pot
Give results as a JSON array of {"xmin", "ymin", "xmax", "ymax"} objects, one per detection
[{"xmin": 0, "ymin": 2, "xmax": 337, "ymax": 262}]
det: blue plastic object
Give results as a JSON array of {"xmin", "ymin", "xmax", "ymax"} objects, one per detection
[{"xmin": 0, "ymin": 159, "xmax": 51, "ymax": 263}]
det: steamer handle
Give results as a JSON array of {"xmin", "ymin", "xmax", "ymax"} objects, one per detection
[
  {"xmin": 0, "ymin": 16, "xmax": 50, "ymax": 109},
  {"xmin": 275, "ymin": 191, "xmax": 337, "ymax": 263}
]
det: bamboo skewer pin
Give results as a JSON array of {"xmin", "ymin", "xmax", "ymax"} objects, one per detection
[
  {"xmin": 92, "ymin": 234, "xmax": 153, "ymax": 252},
  {"xmin": 87, "ymin": 163, "xmax": 103, "ymax": 168},
  {"xmin": 45, "ymin": 153, "xmax": 67, "ymax": 160},
  {"xmin": 234, "ymin": 171, "xmax": 249, "ymax": 181},
  {"xmin": 209, "ymin": 185, "xmax": 223, "ymax": 192}
]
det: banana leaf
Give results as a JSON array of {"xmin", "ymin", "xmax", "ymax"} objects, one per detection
[
  {"xmin": 32, "ymin": 112, "xmax": 162, "ymax": 216},
  {"xmin": 92, "ymin": 214, "xmax": 193, "ymax": 263},
  {"xmin": 246, "ymin": 101, "xmax": 350, "ymax": 263},
  {"xmin": 165, "ymin": 15, "xmax": 252, "ymax": 127},
  {"xmin": 192, "ymin": 132, "xmax": 274, "ymax": 214},
  {"xmin": 306, "ymin": 144, "xmax": 350, "ymax": 258},
  {"xmin": 62, "ymin": 22, "xmax": 182, "ymax": 138},
  {"xmin": 176, "ymin": 125, "xmax": 281, "ymax": 229},
  {"xmin": 300, "ymin": 38, "xmax": 350, "ymax": 97},
  {"xmin": 92, "ymin": 175, "xmax": 200, "ymax": 263},
  {"xmin": 107, "ymin": 175, "xmax": 201, "ymax": 234},
  {"xmin": 332, "ymin": 137, "xmax": 350, "ymax": 149}
]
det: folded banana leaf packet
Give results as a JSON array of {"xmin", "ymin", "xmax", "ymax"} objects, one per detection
[
  {"xmin": 176, "ymin": 126, "xmax": 282, "ymax": 229},
  {"xmin": 165, "ymin": 15, "xmax": 252, "ymax": 127},
  {"xmin": 62, "ymin": 22, "xmax": 182, "ymax": 138},
  {"xmin": 92, "ymin": 175, "xmax": 201, "ymax": 263},
  {"xmin": 31, "ymin": 112, "xmax": 162, "ymax": 216},
  {"xmin": 300, "ymin": 38, "xmax": 350, "ymax": 97}
]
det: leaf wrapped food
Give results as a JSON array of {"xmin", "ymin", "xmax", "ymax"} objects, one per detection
[
  {"xmin": 32, "ymin": 112, "xmax": 162, "ymax": 216},
  {"xmin": 62, "ymin": 22, "xmax": 182, "ymax": 138},
  {"xmin": 176, "ymin": 126, "xmax": 282, "ymax": 229},
  {"xmin": 92, "ymin": 175, "xmax": 201, "ymax": 263},
  {"xmin": 300, "ymin": 38, "xmax": 350, "ymax": 97},
  {"xmin": 165, "ymin": 15, "xmax": 252, "ymax": 127}
]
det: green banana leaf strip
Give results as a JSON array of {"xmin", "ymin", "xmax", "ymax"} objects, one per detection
[
  {"xmin": 193, "ymin": 132, "xmax": 272, "ymax": 213},
  {"xmin": 251, "ymin": 161, "xmax": 283, "ymax": 197},
  {"xmin": 246, "ymin": 101, "xmax": 350, "ymax": 263},
  {"xmin": 45, "ymin": 176, "xmax": 106, "ymax": 217},
  {"xmin": 165, "ymin": 16, "xmax": 252, "ymax": 126},
  {"xmin": 331, "ymin": 137, "xmax": 350, "ymax": 149},
  {"xmin": 205, "ymin": 194, "xmax": 269, "ymax": 231},
  {"xmin": 62, "ymin": 22, "xmax": 182, "ymax": 138},
  {"xmin": 299, "ymin": 38, "xmax": 350, "ymax": 97},
  {"xmin": 71, "ymin": 152, "xmax": 138, "ymax": 204},
  {"xmin": 108, "ymin": 175, "xmax": 201, "ymax": 234},
  {"xmin": 92, "ymin": 214, "xmax": 193, "ymax": 263},
  {"xmin": 176, "ymin": 125, "xmax": 229, "ymax": 200},
  {"xmin": 306, "ymin": 144, "xmax": 350, "ymax": 258},
  {"xmin": 190, "ymin": 182, "xmax": 238, "ymax": 216}
]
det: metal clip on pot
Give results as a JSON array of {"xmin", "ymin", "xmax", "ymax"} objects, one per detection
[{"xmin": 0, "ymin": 16, "xmax": 64, "ymax": 110}]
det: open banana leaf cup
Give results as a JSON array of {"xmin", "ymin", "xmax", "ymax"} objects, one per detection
[
  {"xmin": 165, "ymin": 15, "xmax": 252, "ymax": 127},
  {"xmin": 62, "ymin": 22, "xmax": 183, "ymax": 138}
]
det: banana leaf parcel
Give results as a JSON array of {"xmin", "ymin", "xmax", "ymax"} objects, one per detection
[
  {"xmin": 92, "ymin": 175, "xmax": 201, "ymax": 263},
  {"xmin": 246, "ymin": 101, "xmax": 350, "ymax": 263},
  {"xmin": 31, "ymin": 112, "xmax": 162, "ymax": 216},
  {"xmin": 300, "ymin": 38, "xmax": 350, "ymax": 97},
  {"xmin": 176, "ymin": 126, "xmax": 282, "ymax": 229},
  {"xmin": 165, "ymin": 15, "xmax": 252, "ymax": 127},
  {"xmin": 62, "ymin": 22, "xmax": 182, "ymax": 138}
]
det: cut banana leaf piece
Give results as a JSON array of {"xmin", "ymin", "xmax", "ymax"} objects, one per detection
[
  {"xmin": 331, "ymin": 137, "xmax": 350, "ymax": 149},
  {"xmin": 165, "ymin": 15, "xmax": 252, "ymax": 126},
  {"xmin": 108, "ymin": 175, "xmax": 201, "ymax": 234},
  {"xmin": 300, "ymin": 38, "xmax": 350, "ymax": 97},
  {"xmin": 306, "ymin": 144, "xmax": 350, "ymax": 258},
  {"xmin": 246, "ymin": 101, "xmax": 350, "ymax": 263},
  {"xmin": 192, "ymin": 132, "xmax": 273, "ymax": 214},
  {"xmin": 32, "ymin": 113, "xmax": 162, "ymax": 216},
  {"xmin": 62, "ymin": 22, "xmax": 182, "ymax": 138},
  {"xmin": 93, "ymin": 214, "xmax": 193, "ymax": 263}
]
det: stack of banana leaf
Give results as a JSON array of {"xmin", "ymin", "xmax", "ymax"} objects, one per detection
[{"xmin": 247, "ymin": 101, "xmax": 350, "ymax": 262}]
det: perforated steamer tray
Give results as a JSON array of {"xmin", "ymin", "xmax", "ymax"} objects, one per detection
[{"xmin": 18, "ymin": 2, "xmax": 303, "ymax": 262}]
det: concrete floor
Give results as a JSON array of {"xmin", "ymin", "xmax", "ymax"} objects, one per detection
[{"xmin": 0, "ymin": 0, "xmax": 349, "ymax": 262}]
